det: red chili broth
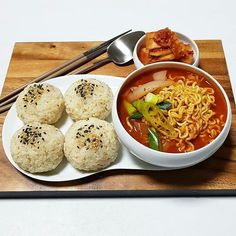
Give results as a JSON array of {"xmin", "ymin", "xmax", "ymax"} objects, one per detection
[{"xmin": 117, "ymin": 68, "xmax": 227, "ymax": 153}]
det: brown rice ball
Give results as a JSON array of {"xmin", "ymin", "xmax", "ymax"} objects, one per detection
[
  {"xmin": 64, "ymin": 78, "xmax": 113, "ymax": 121},
  {"xmin": 16, "ymin": 83, "xmax": 65, "ymax": 124},
  {"xmin": 64, "ymin": 118, "xmax": 119, "ymax": 171},
  {"xmin": 10, "ymin": 123, "xmax": 64, "ymax": 173}
]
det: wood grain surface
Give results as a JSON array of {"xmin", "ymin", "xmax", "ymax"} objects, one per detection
[{"xmin": 0, "ymin": 40, "xmax": 236, "ymax": 197}]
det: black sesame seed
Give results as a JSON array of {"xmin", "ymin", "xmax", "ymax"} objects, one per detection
[{"xmin": 88, "ymin": 125, "xmax": 94, "ymax": 129}]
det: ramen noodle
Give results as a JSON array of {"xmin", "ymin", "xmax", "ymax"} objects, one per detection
[{"xmin": 118, "ymin": 68, "xmax": 227, "ymax": 153}]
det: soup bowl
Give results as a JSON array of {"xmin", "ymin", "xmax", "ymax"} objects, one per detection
[
  {"xmin": 112, "ymin": 62, "xmax": 232, "ymax": 168},
  {"xmin": 133, "ymin": 32, "xmax": 199, "ymax": 69}
]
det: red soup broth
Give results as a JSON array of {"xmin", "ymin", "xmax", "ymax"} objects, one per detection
[{"xmin": 117, "ymin": 68, "xmax": 227, "ymax": 153}]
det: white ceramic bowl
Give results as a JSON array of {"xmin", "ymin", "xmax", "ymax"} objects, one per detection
[
  {"xmin": 112, "ymin": 62, "xmax": 232, "ymax": 168},
  {"xmin": 133, "ymin": 32, "xmax": 199, "ymax": 69}
]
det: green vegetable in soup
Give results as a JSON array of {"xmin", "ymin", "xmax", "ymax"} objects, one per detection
[
  {"xmin": 148, "ymin": 127, "xmax": 159, "ymax": 150},
  {"xmin": 130, "ymin": 112, "xmax": 143, "ymax": 119},
  {"xmin": 145, "ymin": 92, "xmax": 159, "ymax": 104},
  {"xmin": 157, "ymin": 101, "xmax": 172, "ymax": 110},
  {"xmin": 124, "ymin": 100, "xmax": 137, "ymax": 115}
]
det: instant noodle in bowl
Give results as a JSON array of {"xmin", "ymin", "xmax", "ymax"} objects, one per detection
[
  {"xmin": 133, "ymin": 28, "xmax": 199, "ymax": 68},
  {"xmin": 112, "ymin": 62, "xmax": 232, "ymax": 168}
]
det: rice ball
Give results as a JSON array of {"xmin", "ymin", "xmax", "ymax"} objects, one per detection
[
  {"xmin": 64, "ymin": 118, "xmax": 119, "ymax": 171},
  {"xmin": 64, "ymin": 78, "xmax": 113, "ymax": 121},
  {"xmin": 16, "ymin": 83, "xmax": 65, "ymax": 124},
  {"xmin": 10, "ymin": 123, "xmax": 64, "ymax": 173}
]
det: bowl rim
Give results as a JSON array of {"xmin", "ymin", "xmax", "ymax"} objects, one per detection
[
  {"xmin": 133, "ymin": 31, "xmax": 200, "ymax": 67},
  {"xmin": 112, "ymin": 61, "xmax": 232, "ymax": 163}
]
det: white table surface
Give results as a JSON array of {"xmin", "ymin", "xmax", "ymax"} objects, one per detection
[{"xmin": 1, "ymin": 0, "xmax": 236, "ymax": 235}]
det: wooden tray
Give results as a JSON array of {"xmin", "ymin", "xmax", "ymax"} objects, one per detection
[{"xmin": 0, "ymin": 40, "xmax": 236, "ymax": 197}]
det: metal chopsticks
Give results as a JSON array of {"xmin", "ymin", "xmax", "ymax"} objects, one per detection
[{"xmin": 0, "ymin": 29, "xmax": 131, "ymax": 113}]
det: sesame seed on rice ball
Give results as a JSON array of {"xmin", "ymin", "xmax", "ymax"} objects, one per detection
[
  {"xmin": 10, "ymin": 122, "xmax": 64, "ymax": 173},
  {"xmin": 16, "ymin": 83, "xmax": 65, "ymax": 124},
  {"xmin": 64, "ymin": 118, "xmax": 119, "ymax": 172},
  {"xmin": 64, "ymin": 78, "xmax": 113, "ymax": 121}
]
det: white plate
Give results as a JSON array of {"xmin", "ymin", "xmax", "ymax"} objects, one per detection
[{"xmin": 2, "ymin": 74, "xmax": 171, "ymax": 182}]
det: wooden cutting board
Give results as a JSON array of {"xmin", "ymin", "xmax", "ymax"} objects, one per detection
[{"xmin": 0, "ymin": 40, "xmax": 236, "ymax": 197}]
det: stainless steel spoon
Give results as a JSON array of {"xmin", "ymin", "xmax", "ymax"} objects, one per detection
[{"xmin": 68, "ymin": 31, "xmax": 145, "ymax": 74}]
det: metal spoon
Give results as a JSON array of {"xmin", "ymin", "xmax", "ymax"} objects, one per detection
[{"xmin": 68, "ymin": 31, "xmax": 145, "ymax": 75}]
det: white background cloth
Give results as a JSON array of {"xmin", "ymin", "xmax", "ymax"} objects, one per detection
[{"xmin": 0, "ymin": 0, "xmax": 236, "ymax": 235}]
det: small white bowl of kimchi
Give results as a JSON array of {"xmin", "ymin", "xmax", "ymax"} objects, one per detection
[
  {"xmin": 133, "ymin": 27, "xmax": 199, "ymax": 69},
  {"xmin": 112, "ymin": 62, "xmax": 231, "ymax": 168}
]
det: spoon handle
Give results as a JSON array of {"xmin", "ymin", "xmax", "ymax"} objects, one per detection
[{"xmin": 67, "ymin": 57, "xmax": 111, "ymax": 75}]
